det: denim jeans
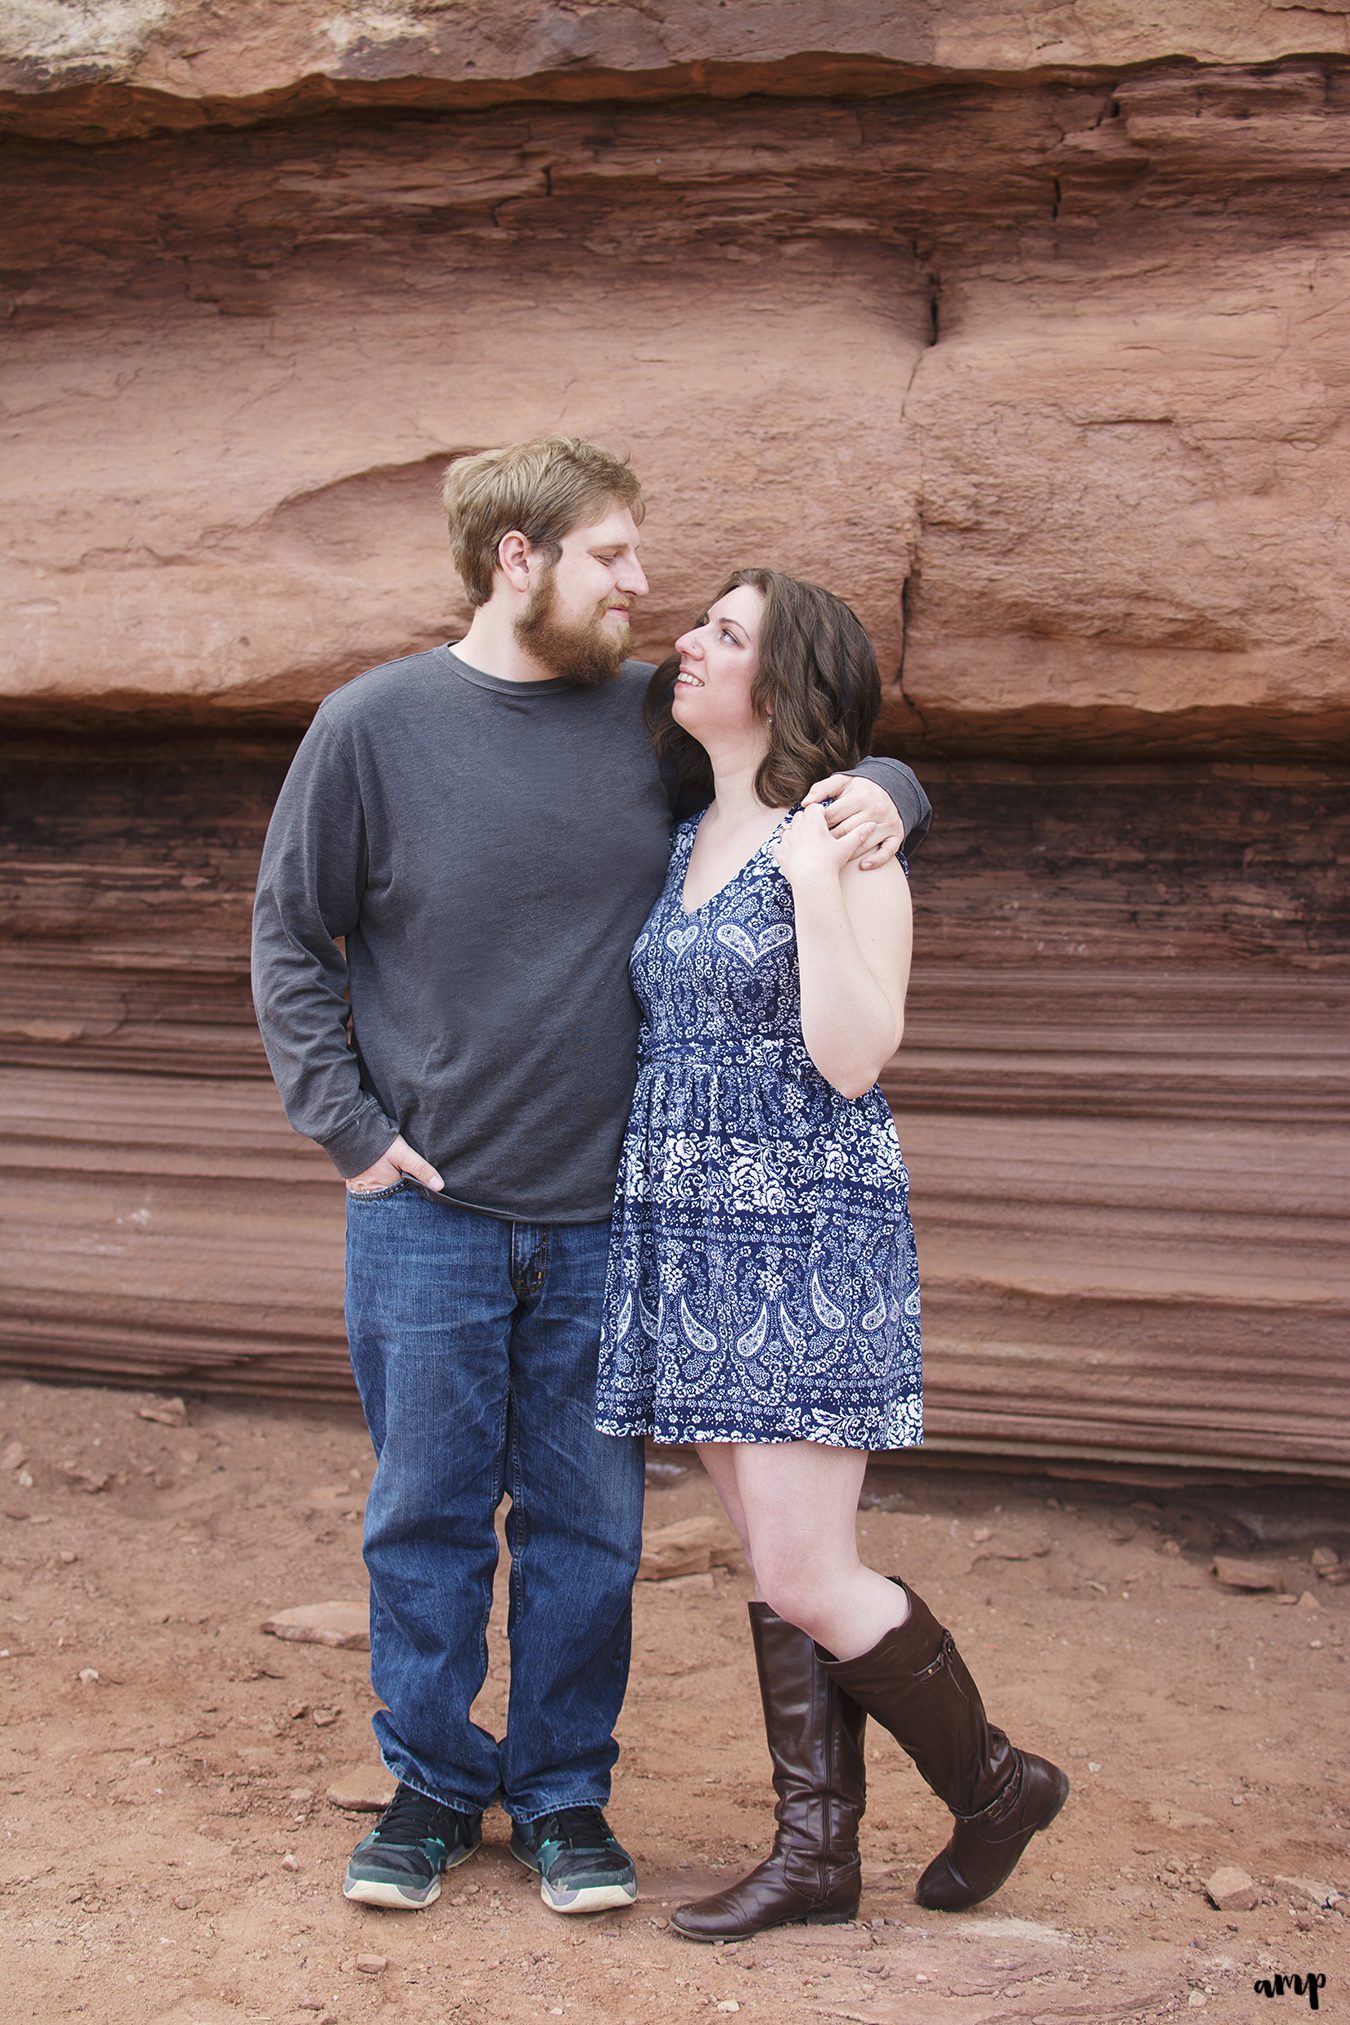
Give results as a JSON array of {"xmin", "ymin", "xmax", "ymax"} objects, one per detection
[{"xmin": 344, "ymin": 1186, "xmax": 646, "ymax": 1822}]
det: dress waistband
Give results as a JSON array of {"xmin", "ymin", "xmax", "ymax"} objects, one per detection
[{"xmin": 640, "ymin": 1035, "xmax": 814, "ymax": 1072}]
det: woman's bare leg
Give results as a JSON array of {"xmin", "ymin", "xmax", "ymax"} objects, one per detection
[
  {"xmin": 731, "ymin": 1442, "xmax": 909, "ymax": 1659},
  {"xmin": 695, "ymin": 1439, "xmax": 756, "ymax": 1569}
]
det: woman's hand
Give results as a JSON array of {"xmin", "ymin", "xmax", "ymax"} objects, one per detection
[
  {"xmin": 772, "ymin": 803, "xmax": 871, "ymax": 890},
  {"xmin": 803, "ymin": 774, "xmax": 903, "ymax": 868}
]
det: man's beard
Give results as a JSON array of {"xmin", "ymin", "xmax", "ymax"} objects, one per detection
[{"xmin": 514, "ymin": 569, "xmax": 630, "ymax": 688}]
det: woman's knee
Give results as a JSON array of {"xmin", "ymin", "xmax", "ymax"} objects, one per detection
[{"xmin": 754, "ymin": 1557, "xmax": 837, "ymax": 1638}]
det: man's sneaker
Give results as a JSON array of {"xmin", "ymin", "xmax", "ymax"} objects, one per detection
[
  {"xmin": 510, "ymin": 1807, "xmax": 638, "ymax": 1914},
  {"xmin": 342, "ymin": 1782, "xmax": 482, "ymax": 1909}
]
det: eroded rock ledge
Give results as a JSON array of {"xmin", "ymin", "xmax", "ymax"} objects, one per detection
[
  {"xmin": 4, "ymin": 58, "xmax": 1350, "ymax": 753},
  {"xmin": 5, "ymin": 0, "xmax": 1349, "ymax": 141}
]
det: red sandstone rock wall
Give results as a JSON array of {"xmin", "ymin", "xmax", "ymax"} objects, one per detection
[
  {"xmin": 5, "ymin": 62, "xmax": 1350, "ymax": 750},
  {"xmin": 1, "ymin": 3, "xmax": 1347, "ymax": 1474}
]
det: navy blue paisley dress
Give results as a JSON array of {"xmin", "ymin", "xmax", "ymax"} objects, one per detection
[{"xmin": 595, "ymin": 811, "xmax": 922, "ymax": 1449}]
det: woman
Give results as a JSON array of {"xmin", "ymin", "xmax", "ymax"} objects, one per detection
[{"xmin": 596, "ymin": 568, "xmax": 1067, "ymax": 1941}]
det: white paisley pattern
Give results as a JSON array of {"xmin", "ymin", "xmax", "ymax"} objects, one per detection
[{"xmin": 595, "ymin": 812, "xmax": 922, "ymax": 1450}]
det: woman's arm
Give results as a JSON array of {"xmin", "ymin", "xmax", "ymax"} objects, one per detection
[{"xmin": 774, "ymin": 804, "xmax": 913, "ymax": 1099}]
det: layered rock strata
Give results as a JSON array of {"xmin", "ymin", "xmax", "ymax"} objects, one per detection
[
  {"xmin": 2, "ymin": 5, "xmax": 1348, "ymax": 1476},
  {"xmin": 2, "ymin": 740, "xmax": 1345, "ymax": 1478}
]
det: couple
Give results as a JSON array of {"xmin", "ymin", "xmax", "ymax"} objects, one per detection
[{"xmin": 251, "ymin": 435, "xmax": 1066, "ymax": 1938}]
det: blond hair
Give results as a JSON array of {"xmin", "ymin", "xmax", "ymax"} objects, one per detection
[{"xmin": 442, "ymin": 436, "xmax": 644, "ymax": 606}]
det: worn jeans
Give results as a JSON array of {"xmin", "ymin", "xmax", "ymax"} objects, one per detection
[{"xmin": 344, "ymin": 1186, "xmax": 645, "ymax": 1822}]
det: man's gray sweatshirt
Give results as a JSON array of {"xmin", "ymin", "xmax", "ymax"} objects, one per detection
[{"xmin": 251, "ymin": 647, "xmax": 932, "ymax": 1224}]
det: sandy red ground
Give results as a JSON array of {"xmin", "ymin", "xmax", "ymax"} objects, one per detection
[{"xmin": 1, "ymin": 1376, "xmax": 1346, "ymax": 2025}]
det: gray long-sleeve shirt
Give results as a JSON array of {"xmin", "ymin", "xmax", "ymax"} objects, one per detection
[{"xmin": 251, "ymin": 646, "xmax": 931, "ymax": 1223}]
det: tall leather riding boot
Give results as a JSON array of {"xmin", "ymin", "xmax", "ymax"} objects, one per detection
[
  {"xmin": 818, "ymin": 1583, "xmax": 1068, "ymax": 1912},
  {"xmin": 670, "ymin": 1603, "xmax": 868, "ymax": 1941}
]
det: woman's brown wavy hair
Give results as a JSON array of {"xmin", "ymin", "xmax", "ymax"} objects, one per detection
[{"xmin": 645, "ymin": 567, "xmax": 882, "ymax": 808}]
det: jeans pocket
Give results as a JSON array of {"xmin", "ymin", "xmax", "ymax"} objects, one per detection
[{"xmin": 346, "ymin": 1179, "xmax": 405, "ymax": 1201}]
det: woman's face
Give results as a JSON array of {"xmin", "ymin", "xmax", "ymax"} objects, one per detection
[{"xmin": 671, "ymin": 583, "xmax": 766, "ymax": 744}]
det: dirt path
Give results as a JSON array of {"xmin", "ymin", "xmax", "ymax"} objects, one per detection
[{"xmin": 1, "ymin": 1378, "xmax": 1346, "ymax": 2025}]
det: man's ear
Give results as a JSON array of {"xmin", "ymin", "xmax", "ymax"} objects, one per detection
[{"xmin": 496, "ymin": 529, "xmax": 534, "ymax": 593}]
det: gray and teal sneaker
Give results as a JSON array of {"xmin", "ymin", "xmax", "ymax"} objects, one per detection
[
  {"xmin": 342, "ymin": 1782, "xmax": 481, "ymax": 1909},
  {"xmin": 510, "ymin": 1806, "xmax": 638, "ymax": 1914}
]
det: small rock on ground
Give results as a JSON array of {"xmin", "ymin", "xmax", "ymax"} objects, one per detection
[
  {"xmin": 1275, "ymin": 1875, "xmax": 1343, "ymax": 1911},
  {"xmin": 1211, "ymin": 1556, "xmax": 1284, "ymax": 1593},
  {"xmin": 1205, "ymin": 1865, "xmax": 1260, "ymax": 1911},
  {"xmin": 327, "ymin": 1765, "xmax": 397, "ymax": 1813},
  {"xmin": 261, "ymin": 1600, "xmax": 369, "ymax": 1648},
  {"xmin": 137, "ymin": 1397, "xmax": 187, "ymax": 1425},
  {"xmin": 637, "ymin": 1516, "xmax": 742, "ymax": 1581}
]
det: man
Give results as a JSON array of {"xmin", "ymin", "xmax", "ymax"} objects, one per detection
[{"xmin": 251, "ymin": 437, "xmax": 931, "ymax": 1919}]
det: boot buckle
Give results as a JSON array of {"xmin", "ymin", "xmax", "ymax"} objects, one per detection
[
  {"xmin": 912, "ymin": 1632, "xmax": 955, "ymax": 1684},
  {"xmin": 953, "ymin": 1752, "xmax": 1023, "ymax": 1826}
]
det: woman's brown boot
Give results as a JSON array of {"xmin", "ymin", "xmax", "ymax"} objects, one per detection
[
  {"xmin": 818, "ymin": 1583, "xmax": 1068, "ymax": 1912},
  {"xmin": 670, "ymin": 1603, "xmax": 867, "ymax": 1941}
]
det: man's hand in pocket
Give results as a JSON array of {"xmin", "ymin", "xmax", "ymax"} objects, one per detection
[{"xmin": 345, "ymin": 1135, "xmax": 444, "ymax": 1194}]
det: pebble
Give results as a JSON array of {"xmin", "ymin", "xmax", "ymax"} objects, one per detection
[
  {"xmin": 1310, "ymin": 1546, "xmax": 1339, "ymax": 1569},
  {"xmin": 62, "ymin": 1466, "xmax": 111, "ymax": 1495},
  {"xmin": 58, "ymin": 1549, "xmax": 77, "ymax": 1564},
  {"xmin": 282, "ymin": 1853, "xmax": 299, "ymax": 1871},
  {"xmin": 326, "ymin": 1767, "xmax": 396, "ymax": 1813},
  {"xmin": 137, "ymin": 1397, "xmax": 188, "ymax": 1426},
  {"xmin": 354, "ymin": 1953, "xmax": 388, "ymax": 1975},
  {"xmin": 716, "ymin": 2005, "xmax": 741, "ymax": 2015},
  {"xmin": 288, "ymin": 1703, "xmax": 310, "ymax": 1721},
  {"xmin": 262, "ymin": 1601, "xmax": 370, "ymax": 1650},
  {"xmin": 312, "ymin": 1706, "xmax": 341, "ymax": 1728},
  {"xmin": 637, "ymin": 1516, "xmax": 742, "ymax": 1581},
  {"xmin": 1211, "ymin": 1556, "xmax": 1283, "ymax": 1593},
  {"xmin": 970, "ymin": 1530, "xmax": 1052, "ymax": 1563},
  {"xmin": 77, "ymin": 1668, "xmax": 99, "ymax": 1684},
  {"xmin": 1205, "ymin": 1865, "xmax": 1260, "ymax": 1912},
  {"xmin": 173, "ymin": 1894, "xmax": 196, "ymax": 1910},
  {"xmin": 1275, "ymin": 1875, "xmax": 1342, "ymax": 1911},
  {"xmin": 643, "ymin": 1459, "xmax": 688, "ymax": 1486},
  {"xmin": 1, "ymin": 1442, "xmax": 26, "ymax": 1472},
  {"xmin": 1296, "ymin": 1591, "xmax": 1322, "ymax": 1612}
]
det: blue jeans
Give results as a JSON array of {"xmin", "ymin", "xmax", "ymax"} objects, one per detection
[{"xmin": 344, "ymin": 1187, "xmax": 645, "ymax": 1822}]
